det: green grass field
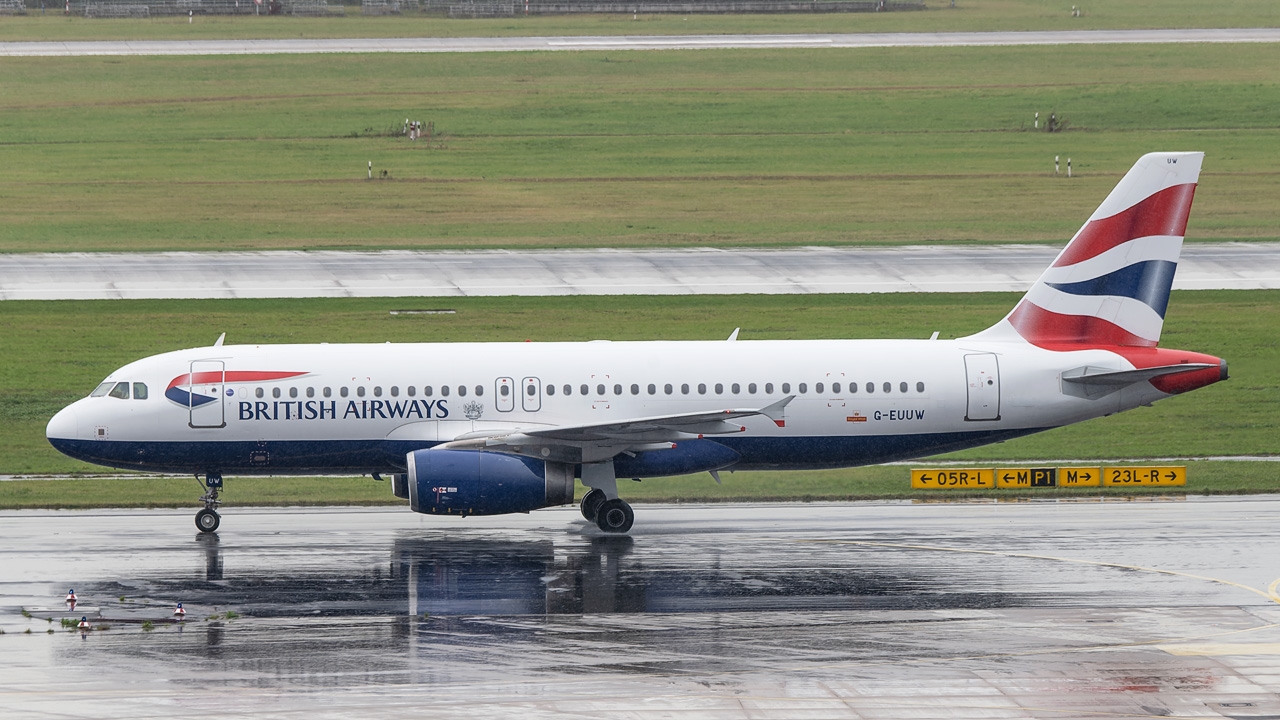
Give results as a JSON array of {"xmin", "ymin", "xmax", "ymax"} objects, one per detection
[
  {"xmin": 1, "ymin": 0, "xmax": 1277, "ymax": 41},
  {"xmin": 2, "ymin": 42, "xmax": 1279, "ymax": 251},
  {"xmin": 2, "ymin": 290, "xmax": 1275, "ymax": 483}
]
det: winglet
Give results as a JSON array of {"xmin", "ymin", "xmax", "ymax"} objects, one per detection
[
  {"xmin": 213, "ymin": 332, "xmax": 226, "ymax": 347},
  {"xmin": 759, "ymin": 395, "xmax": 795, "ymax": 427}
]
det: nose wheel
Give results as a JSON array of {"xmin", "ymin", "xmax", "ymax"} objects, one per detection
[
  {"xmin": 194, "ymin": 472, "xmax": 223, "ymax": 534},
  {"xmin": 195, "ymin": 508, "xmax": 221, "ymax": 533}
]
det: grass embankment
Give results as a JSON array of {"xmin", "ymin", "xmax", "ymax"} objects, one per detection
[
  {"xmin": 1, "ymin": 290, "xmax": 1274, "ymax": 507},
  {"xmin": 1, "ymin": 43, "xmax": 1278, "ymax": 251}
]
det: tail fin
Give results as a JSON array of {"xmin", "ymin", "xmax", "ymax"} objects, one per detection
[{"xmin": 970, "ymin": 152, "xmax": 1203, "ymax": 348}]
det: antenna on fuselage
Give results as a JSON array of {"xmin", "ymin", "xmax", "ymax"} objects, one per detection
[
  {"xmin": 213, "ymin": 333, "xmax": 226, "ymax": 347},
  {"xmin": 727, "ymin": 328, "xmax": 740, "ymax": 341}
]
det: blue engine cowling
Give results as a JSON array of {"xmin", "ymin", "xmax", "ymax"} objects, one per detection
[{"xmin": 406, "ymin": 449, "xmax": 574, "ymax": 516}]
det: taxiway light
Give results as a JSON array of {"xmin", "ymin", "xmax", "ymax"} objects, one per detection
[
  {"xmin": 65, "ymin": 590, "xmax": 76, "ymax": 603},
  {"xmin": 173, "ymin": 603, "xmax": 186, "ymax": 618},
  {"xmin": 77, "ymin": 617, "xmax": 91, "ymax": 630}
]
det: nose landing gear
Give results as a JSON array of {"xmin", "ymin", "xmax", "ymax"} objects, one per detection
[{"xmin": 194, "ymin": 473, "xmax": 223, "ymax": 533}]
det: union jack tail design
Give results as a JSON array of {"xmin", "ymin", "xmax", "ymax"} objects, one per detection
[{"xmin": 972, "ymin": 152, "xmax": 1203, "ymax": 348}]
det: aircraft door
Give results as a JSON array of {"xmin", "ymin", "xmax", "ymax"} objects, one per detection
[
  {"xmin": 189, "ymin": 360, "xmax": 226, "ymax": 428},
  {"xmin": 964, "ymin": 353, "xmax": 1001, "ymax": 421},
  {"xmin": 522, "ymin": 377, "xmax": 541, "ymax": 412},
  {"xmin": 496, "ymin": 377, "xmax": 515, "ymax": 412}
]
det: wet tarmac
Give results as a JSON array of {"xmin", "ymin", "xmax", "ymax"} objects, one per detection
[{"xmin": 3, "ymin": 499, "xmax": 1280, "ymax": 719}]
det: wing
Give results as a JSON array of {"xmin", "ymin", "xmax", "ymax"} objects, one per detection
[{"xmin": 438, "ymin": 396, "xmax": 794, "ymax": 464}]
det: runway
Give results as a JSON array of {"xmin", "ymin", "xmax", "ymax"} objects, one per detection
[
  {"xmin": 3, "ymin": 499, "xmax": 1280, "ymax": 718},
  {"xmin": 3, "ymin": 28, "xmax": 1280, "ymax": 57},
  {"xmin": 2, "ymin": 242, "xmax": 1274, "ymax": 300}
]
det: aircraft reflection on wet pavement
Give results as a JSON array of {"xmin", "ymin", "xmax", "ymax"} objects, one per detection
[{"xmin": 88, "ymin": 531, "xmax": 1037, "ymax": 619}]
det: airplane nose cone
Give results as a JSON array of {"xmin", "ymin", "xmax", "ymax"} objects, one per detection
[{"xmin": 47, "ymin": 404, "xmax": 79, "ymax": 442}]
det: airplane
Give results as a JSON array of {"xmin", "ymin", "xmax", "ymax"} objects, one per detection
[{"xmin": 46, "ymin": 152, "xmax": 1226, "ymax": 535}]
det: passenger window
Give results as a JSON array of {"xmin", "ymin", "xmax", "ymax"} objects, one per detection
[
  {"xmin": 681, "ymin": 383, "xmax": 690, "ymax": 395},
  {"xmin": 664, "ymin": 384, "xmax": 673, "ymax": 395},
  {"xmin": 91, "ymin": 382, "xmax": 114, "ymax": 397},
  {"xmin": 424, "ymin": 386, "xmax": 433, "ymax": 397},
  {"xmin": 323, "ymin": 387, "xmax": 332, "ymax": 398},
  {"xmin": 613, "ymin": 384, "xmax": 622, "ymax": 395},
  {"xmin": 256, "ymin": 387, "xmax": 265, "ymax": 399},
  {"xmin": 289, "ymin": 387, "xmax": 298, "ymax": 399},
  {"xmin": 306, "ymin": 387, "xmax": 315, "ymax": 398},
  {"xmin": 866, "ymin": 382, "xmax": 874, "ymax": 394},
  {"xmin": 781, "ymin": 383, "xmax": 790, "ymax": 393},
  {"xmin": 883, "ymin": 382, "xmax": 892, "ymax": 393},
  {"xmin": 441, "ymin": 386, "xmax": 450, "ymax": 397},
  {"xmin": 648, "ymin": 384, "xmax": 656, "ymax": 395},
  {"xmin": 273, "ymin": 387, "xmax": 281, "ymax": 399},
  {"xmin": 476, "ymin": 385, "xmax": 484, "ymax": 397},
  {"xmin": 798, "ymin": 383, "xmax": 807, "ymax": 394},
  {"xmin": 765, "ymin": 383, "xmax": 773, "ymax": 394},
  {"xmin": 830, "ymin": 382, "xmax": 839, "ymax": 393},
  {"xmin": 748, "ymin": 383, "xmax": 757, "ymax": 394},
  {"xmin": 816, "ymin": 382, "xmax": 824, "ymax": 394},
  {"xmin": 501, "ymin": 384, "xmax": 510, "ymax": 397},
  {"xmin": 728, "ymin": 383, "xmax": 737, "ymax": 394},
  {"xmin": 546, "ymin": 384, "xmax": 555, "ymax": 396},
  {"xmin": 373, "ymin": 386, "xmax": 382, "ymax": 397},
  {"xmin": 631, "ymin": 384, "xmax": 640, "ymax": 395},
  {"xmin": 850, "ymin": 382, "xmax": 857, "ymax": 394},
  {"xmin": 596, "ymin": 384, "xmax": 605, "ymax": 396},
  {"xmin": 390, "ymin": 386, "xmax": 399, "ymax": 397},
  {"xmin": 356, "ymin": 387, "xmax": 365, "ymax": 398},
  {"xmin": 917, "ymin": 382, "xmax": 925, "ymax": 393},
  {"xmin": 564, "ymin": 385, "xmax": 572, "ymax": 396},
  {"xmin": 132, "ymin": 383, "xmax": 148, "ymax": 400},
  {"xmin": 715, "ymin": 383, "xmax": 724, "ymax": 394},
  {"xmin": 580, "ymin": 384, "xmax": 588, "ymax": 395},
  {"xmin": 458, "ymin": 386, "xmax": 467, "ymax": 397},
  {"xmin": 407, "ymin": 386, "xmax": 416, "ymax": 397},
  {"xmin": 698, "ymin": 383, "xmax": 707, "ymax": 395},
  {"xmin": 900, "ymin": 382, "xmax": 908, "ymax": 393},
  {"xmin": 109, "ymin": 382, "xmax": 130, "ymax": 399},
  {"xmin": 341, "ymin": 387, "xmax": 349, "ymax": 398}
]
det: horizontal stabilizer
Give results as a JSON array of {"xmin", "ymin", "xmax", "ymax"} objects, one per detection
[{"xmin": 1062, "ymin": 363, "xmax": 1215, "ymax": 399}]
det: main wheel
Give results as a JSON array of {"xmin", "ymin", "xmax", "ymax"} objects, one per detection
[
  {"xmin": 195, "ymin": 508, "xmax": 221, "ymax": 533},
  {"xmin": 580, "ymin": 488, "xmax": 607, "ymax": 522},
  {"xmin": 595, "ymin": 498, "xmax": 634, "ymax": 534}
]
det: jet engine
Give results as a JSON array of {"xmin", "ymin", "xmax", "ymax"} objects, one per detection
[{"xmin": 404, "ymin": 449, "xmax": 574, "ymax": 516}]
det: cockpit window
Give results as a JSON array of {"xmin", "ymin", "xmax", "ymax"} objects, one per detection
[
  {"xmin": 90, "ymin": 382, "xmax": 114, "ymax": 398},
  {"xmin": 108, "ymin": 382, "xmax": 130, "ymax": 399},
  {"xmin": 133, "ymin": 382, "xmax": 148, "ymax": 400}
]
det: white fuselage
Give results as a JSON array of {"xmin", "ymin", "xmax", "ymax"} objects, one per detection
[{"xmin": 46, "ymin": 338, "xmax": 1168, "ymax": 477}]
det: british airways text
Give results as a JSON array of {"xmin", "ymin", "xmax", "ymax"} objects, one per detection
[{"xmin": 238, "ymin": 399, "xmax": 449, "ymax": 421}]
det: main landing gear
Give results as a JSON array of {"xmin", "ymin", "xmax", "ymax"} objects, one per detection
[
  {"xmin": 580, "ymin": 488, "xmax": 635, "ymax": 534},
  {"xmin": 194, "ymin": 472, "xmax": 223, "ymax": 533},
  {"xmin": 578, "ymin": 462, "xmax": 636, "ymax": 534}
]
